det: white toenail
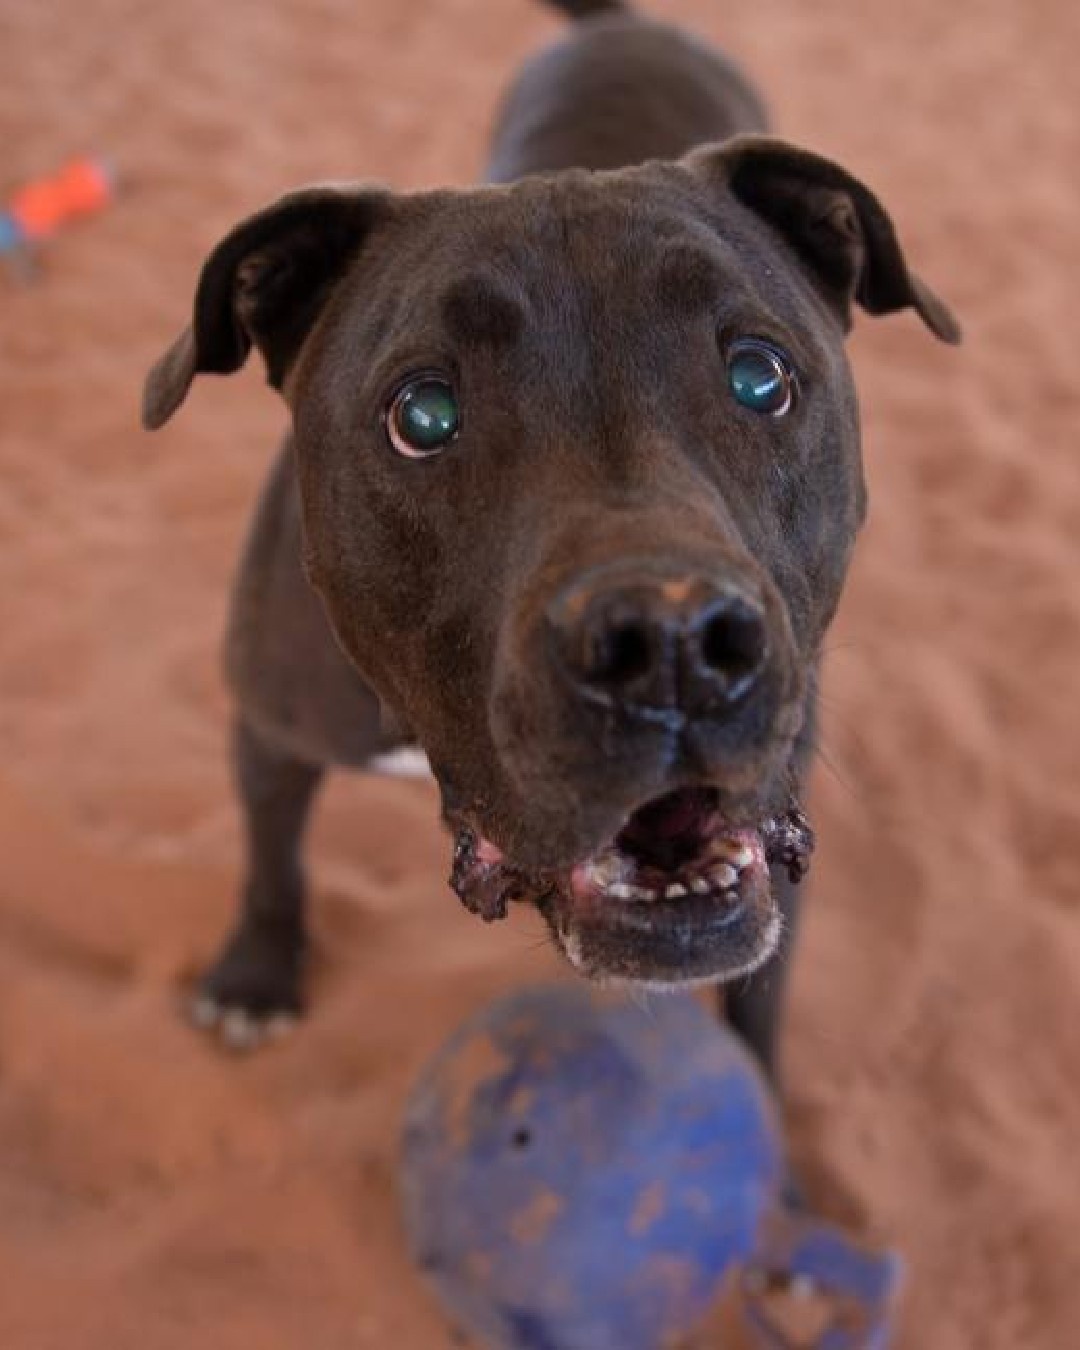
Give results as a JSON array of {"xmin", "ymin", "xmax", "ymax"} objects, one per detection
[
  {"xmin": 190, "ymin": 994, "xmax": 222, "ymax": 1029},
  {"xmin": 265, "ymin": 1013, "xmax": 298, "ymax": 1040},
  {"xmin": 220, "ymin": 1009, "xmax": 263, "ymax": 1051}
]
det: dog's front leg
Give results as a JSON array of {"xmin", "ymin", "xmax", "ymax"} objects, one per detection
[
  {"xmin": 720, "ymin": 869, "xmax": 800, "ymax": 1086},
  {"xmin": 191, "ymin": 716, "xmax": 324, "ymax": 1049},
  {"xmin": 724, "ymin": 685, "xmax": 816, "ymax": 1084}
]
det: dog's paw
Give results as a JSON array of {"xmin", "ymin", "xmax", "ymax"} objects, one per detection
[
  {"xmin": 187, "ymin": 924, "xmax": 305, "ymax": 1053},
  {"xmin": 188, "ymin": 991, "xmax": 299, "ymax": 1052}
]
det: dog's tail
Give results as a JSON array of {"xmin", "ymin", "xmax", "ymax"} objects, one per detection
[{"xmin": 539, "ymin": 0, "xmax": 627, "ymax": 19}]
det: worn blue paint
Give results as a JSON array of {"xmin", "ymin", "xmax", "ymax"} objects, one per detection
[{"xmin": 400, "ymin": 984, "xmax": 784, "ymax": 1350}]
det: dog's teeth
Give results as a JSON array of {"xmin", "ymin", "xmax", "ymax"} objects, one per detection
[
  {"xmin": 627, "ymin": 885, "xmax": 657, "ymax": 901},
  {"xmin": 711, "ymin": 863, "xmax": 738, "ymax": 890},
  {"xmin": 691, "ymin": 878, "xmax": 711, "ymax": 895},
  {"xmin": 608, "ymin": 881, "xmax": 656, "ymax": 901},
  {"xmin": 712, "ymin": 840, "xmax": 754, "ymax": 869},
  {"xmin": 665, "ymin": 883, "xmax": 689, "ymax": 899},
  {"xmin": 587, "ymin": 858, "xmax": 623, "ymax": 887}
]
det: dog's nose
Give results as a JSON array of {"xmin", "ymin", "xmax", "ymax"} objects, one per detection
[{"xmin": 548, "ymin": 572, "xmax": 769, "ymax": 715}]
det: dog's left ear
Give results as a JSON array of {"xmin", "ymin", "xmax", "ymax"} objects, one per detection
[
  {"xmin": 686, "ymin": 136, "xmax": 961, "ymax": 344},
  {"xmin": 142, "ymin": 185, "xmax": 391, "ymax": 430}
]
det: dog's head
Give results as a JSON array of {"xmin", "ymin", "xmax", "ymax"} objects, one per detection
[{"xmin": 145, "ymin": 138, "xmax": 959, "ymax": 988}]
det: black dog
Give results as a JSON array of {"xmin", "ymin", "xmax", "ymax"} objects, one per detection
[{"xmin": 143, "ymin": 0, "xmax": 959, "ymax": 1069}]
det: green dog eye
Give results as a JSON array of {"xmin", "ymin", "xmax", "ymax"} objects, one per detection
[
  {"xmin": 386, "ymin": 376, "xmax": 461, "ymax": 457},
  {"xmin": 727, "ymin": 340, "xmax": 796, "ymax": 417}
]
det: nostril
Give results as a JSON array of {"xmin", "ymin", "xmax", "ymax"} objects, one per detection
[
  {"xmin": 698, "ymin": 599, "xmax": 768, "ymax": 696},
  {"xmin": 550, "ymin": 574, "xmax": 769, "ymax": 714},
  {"xmin": 586, "ymin": 620, "xmax": 654, "ymax": 687}
]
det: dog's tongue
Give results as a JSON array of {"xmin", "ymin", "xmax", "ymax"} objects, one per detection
[
  {"xmin": 615, "ymin": 787, "xmax": 717, "ymax": 870},
  {"xmin": 620, "ymin": 788, "xmax": 711, "ymax": 839}
]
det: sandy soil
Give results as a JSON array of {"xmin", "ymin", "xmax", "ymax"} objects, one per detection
[{"xmin": 1, "ymin": 0, "xmax": 1078, "ymax": 1345}]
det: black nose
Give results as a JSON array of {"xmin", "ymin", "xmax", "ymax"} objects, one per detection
[{"xmin": 548, "ymin": 571, "xmax": 769, "ymax": 715}]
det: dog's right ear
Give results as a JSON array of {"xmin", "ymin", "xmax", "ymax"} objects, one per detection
[{"xmin": 142, "ymin": 186, "xmax": 390, "ymax": 430}]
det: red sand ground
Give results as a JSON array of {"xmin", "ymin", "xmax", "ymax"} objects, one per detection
[{"xmin": 1, "ymin": 1, "xmax": 1078, "ymax": 1346}]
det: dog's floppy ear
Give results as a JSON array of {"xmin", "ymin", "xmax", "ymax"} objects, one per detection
[
  {"xmin": 686, "ymin": 136, "xmax": 961, "ymax": 344},
  {"xmin": 142, "ymin": 185, "xmax": 390, "ymax": 430}
]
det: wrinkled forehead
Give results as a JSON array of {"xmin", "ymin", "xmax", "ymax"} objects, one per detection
[
  {"xmin": 402, "ymin": 174, "xmax": 758, "ymax": 323},
  {"xmin": 323, "ymin": 169, "xmax": 833, "ymax": 384}
]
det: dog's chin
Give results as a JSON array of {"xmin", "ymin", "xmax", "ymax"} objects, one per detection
[{"xmin": 449, "ymin": 785, "xmax": 814, "ymax": 989}]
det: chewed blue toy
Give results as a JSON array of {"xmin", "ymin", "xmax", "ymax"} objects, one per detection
[
  {"xmin": 401, "ymin": 984, "xmax": 783, "ymax": 1349},
  {"xmin": 400, "ymin": 983, "xmax": 902, "ymax": 1349},
  {"xmin": 734, "ymin": 1210, "xmax": 903, "ymax": 1350}
]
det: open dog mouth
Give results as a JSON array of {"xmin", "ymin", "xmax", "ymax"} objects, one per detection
[{"xmin": 449, "ymin": 786, "xmax": 814, "ymax": 986}]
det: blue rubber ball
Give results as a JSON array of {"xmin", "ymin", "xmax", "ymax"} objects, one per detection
[{"xmin": 401, "ymin": 984, "xmax": 783, "ymax": 1350}]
